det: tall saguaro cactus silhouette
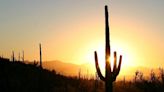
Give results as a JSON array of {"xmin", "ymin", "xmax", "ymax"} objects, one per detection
[
  {"xmin": 94, "ymin": 5, "xmax": 122, "ymax": 92},
  {"xmin": 39, "ymin": 43, "xmax": 42, "ymax": 68}
]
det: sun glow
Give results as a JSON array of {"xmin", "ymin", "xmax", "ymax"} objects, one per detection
[
  {"xmin": 95, "ymin": 47, "xmax": 121, "ymax": 71},
  {"xmin": 91, "ymin": 41, "xmax": 135, "ymax": 76}
]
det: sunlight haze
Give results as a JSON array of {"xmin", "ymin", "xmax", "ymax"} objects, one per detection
[{"xmin": 0, "ymin": 0, "xmax": 164, "ymax": 77}]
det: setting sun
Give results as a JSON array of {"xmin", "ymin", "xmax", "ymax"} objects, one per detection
[{"xmin": 0, "ymin": 0, "xmax": 164, "ymax": 92}]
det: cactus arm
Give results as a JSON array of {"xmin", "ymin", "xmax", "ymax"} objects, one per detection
[
  {"xmin": 113, "ymin": 53, "xmax": 122, "ymax": 81},
  {"xmin": 113, "ymin": 51, "xmax": 117, "ymax": 73},
  {"xmin": 116, "ymin": 55, "xmax": 122, "ymax": 75},
  {"xmin": 114, "ymin": 55, "xmax": 122, "ymax": 77},
  {"xmin": 94, "ymin": 51, "xmax": 105, "ymax": 81}
]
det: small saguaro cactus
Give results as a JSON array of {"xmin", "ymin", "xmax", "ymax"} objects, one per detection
[
  {"xmin": 78, "ymin": 68, "xmax": 81, "ymax": 79},
  {"xmin": 94, "ymin": 5, "xmax": 123, "ymax": 92},
  {"xmin": 22, "ymin": 50, "xmax": 24, "ymax": 62},
  {"xmin": 39, "ymin": 43, "xmax": 42, "ymax": 68},
  {"xmin": 12, "ymin": 51, "xmax": 15, "ymax": 62},
  {"xmin": 18, "ymin": 52, "xmax": 20, "ymax": 61}
]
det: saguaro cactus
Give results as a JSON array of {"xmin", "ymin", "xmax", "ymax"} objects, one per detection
[
  {"xmin": 39, "ymin": 43, "xmax": 42, "ymax": 68},
  {"xmin": 22, "ymin": 50, "xmax": 24, "ymax": 62},
  {"xmin": 18, "ymin": 52, "xmax": 20, "ymax": 61},
  {"xmin": 94, "ymin": 5, "xmax": 122, "ymax": 92},
  {"xmin": 12, "ymin": 51, "xmax": 15, "ymax": 62}
]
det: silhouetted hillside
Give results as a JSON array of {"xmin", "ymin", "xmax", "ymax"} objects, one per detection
[
  {"xmin": 0, "ymin": 57, "xmax": 103, "ymax": 92},
  {"xmin": 0, "ymin": 58, "xmax": 59, "ymax": 92},
  {"xmin": 1, "ymin": 57, "xmax": 164, "ymax": 92}
]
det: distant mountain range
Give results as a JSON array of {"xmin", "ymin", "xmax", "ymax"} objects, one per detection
[
  {"xmin": 43, "ymin": 60, "xmax": 81, "ymax": 76},
  {"xmin": 42, "ymin": 60, "xmax": 162, "ymax": 80},
  {"xmin": 42, "ymin": 60, "xmax": 96, "ymax": 78}
]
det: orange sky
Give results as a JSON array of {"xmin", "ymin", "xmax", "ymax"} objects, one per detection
[{"xmin": 0, "ymin": 0, "xmax": 164, "ymax": 77}]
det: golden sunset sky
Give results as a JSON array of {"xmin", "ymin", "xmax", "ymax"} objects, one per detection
[{"xmin": 0, "ymin": 0, "xmax": 164, "ymax": 76}]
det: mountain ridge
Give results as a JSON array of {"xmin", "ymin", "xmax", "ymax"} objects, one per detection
[{"xmin": 42, "ymin": 60, "xmax": 163, "ymax": 80}]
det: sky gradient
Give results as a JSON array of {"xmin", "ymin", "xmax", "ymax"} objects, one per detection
[{"xmin": 0, "ymin": 0, "xmax": 164, "ymax": 72}]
